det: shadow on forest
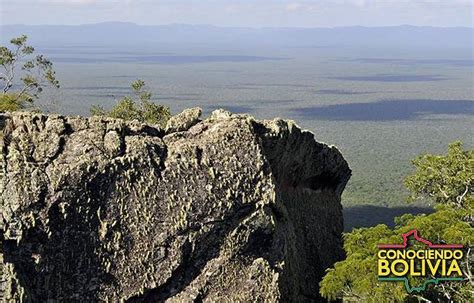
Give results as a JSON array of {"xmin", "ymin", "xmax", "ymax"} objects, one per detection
[
  {"xmin": 351, "ymin": 58, "xmax": 474, "ymax": 68},
  {"xmin": 52, "ymin": 55, "xmax": 288, "ymax": 64},
  {"xmin": 343, "ymin": 205, "xmax": 434, "ymax": 232},
  {"xmin": 328, "ymin": 74, "xmax": 449, "ymax": 82},
  {"xmin": 293, "ymin": 99, "xmax": 474, "ymax": 121}
]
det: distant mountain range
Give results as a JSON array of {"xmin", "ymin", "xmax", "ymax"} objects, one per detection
[{"xmin": 1, "ymin": 22, "xmax": 472, "ymax": 50}]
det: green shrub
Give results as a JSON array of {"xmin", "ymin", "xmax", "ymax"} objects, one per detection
[{"xmin": 91, "ymin": 80, "xmax": 170, "ymax": 127}]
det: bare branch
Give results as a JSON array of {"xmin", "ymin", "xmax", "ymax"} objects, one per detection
[{"xmin": 456, "ymin": 185, "xmax": 469, "ymax": 205}]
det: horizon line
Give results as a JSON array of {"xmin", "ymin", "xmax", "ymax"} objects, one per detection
[{"xmin": 2, "ymin": 22, "xmax": 474, "ymax": 30}]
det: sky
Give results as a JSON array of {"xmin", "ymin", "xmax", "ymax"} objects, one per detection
[{"xmin": 0, "ymin": 0, "xmax": 473, "ymax": 28}]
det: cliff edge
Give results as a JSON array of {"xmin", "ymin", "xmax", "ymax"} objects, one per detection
[{"xmin": 0, "ymin": 109, "xmax": 350, "ymax": 302}]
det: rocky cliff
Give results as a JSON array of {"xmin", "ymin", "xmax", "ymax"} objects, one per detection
[{"xmin": 0, "ymin": 109, "xmax": 350, "ymax": 302}]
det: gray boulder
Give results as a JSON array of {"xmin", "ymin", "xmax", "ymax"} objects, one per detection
[
  {"xmin": 0, "ymin": 110, "xmax": 350, "ymax": 302},
  {"xmin": 165, "ymin": 107, "xmax": 202, "ymax": 134}
]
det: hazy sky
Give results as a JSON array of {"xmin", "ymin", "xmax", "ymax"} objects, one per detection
[{"xmin": 1, "ymin": 0, "xmax": 473, "ymax": 27}]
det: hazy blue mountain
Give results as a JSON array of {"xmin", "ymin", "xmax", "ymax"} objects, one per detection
[{"xmin": 1, "ymin": 22, "xmax": 472, "ymax": 50}]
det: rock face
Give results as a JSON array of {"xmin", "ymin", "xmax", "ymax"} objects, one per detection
[
  {"xmin": 0, "ymin": 109, "xmax": 350, "ymax": 302},
  {"xmin": 165, "ymin": 107, "xmax": 202, "ymax": 134}
]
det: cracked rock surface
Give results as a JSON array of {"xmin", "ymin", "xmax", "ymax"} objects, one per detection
[
  {"xmin": 165, "ymin": 107, "xmax": 202, "ymax": 134},
  {"xmin": 0, "ymin": 109, "xmax": 350, "ymax": 302}
]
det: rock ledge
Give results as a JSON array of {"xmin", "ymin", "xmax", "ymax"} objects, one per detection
[{"xmin": 0, "ymin": 109, "xmax": 350, "ymax": 302}]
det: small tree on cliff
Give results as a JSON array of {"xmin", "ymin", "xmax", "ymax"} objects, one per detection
[
  {"xmin": 320, "ymin": 142, "xmax": 473, "ymax": 303},
  {"xmin": 0, "ymin": 35, "xmax": 59, "ymax": 112},
  {"xmin": 90, "ymin": 80, "xmax": 170, "ymax": 127}
]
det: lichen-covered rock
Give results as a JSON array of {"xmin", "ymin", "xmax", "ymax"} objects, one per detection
[
  {"xmin": 0, "ymin": 110, "xmax": 350, "ymax": 302},
  {"xmin": 165, "ymin": 107, "xmax": 202, "ymax": 134}
]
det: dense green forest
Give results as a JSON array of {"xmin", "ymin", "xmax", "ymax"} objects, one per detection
[{"xmin": 321, "ymin": 142, "xmax": 473, "ymax": 302}]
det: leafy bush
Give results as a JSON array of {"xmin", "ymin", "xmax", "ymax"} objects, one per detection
[
  {"xmin": 0, "ymin": 93, "xmax": 32, "ymax": 112},
  {"xmin": 91, "ymin": 80, "xmax": 170, "ymax": 127}
]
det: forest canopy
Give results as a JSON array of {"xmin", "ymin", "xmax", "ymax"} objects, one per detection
[{"xmin": 320, "ymin": 142, "xmax": 473, "ymax": 303}]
